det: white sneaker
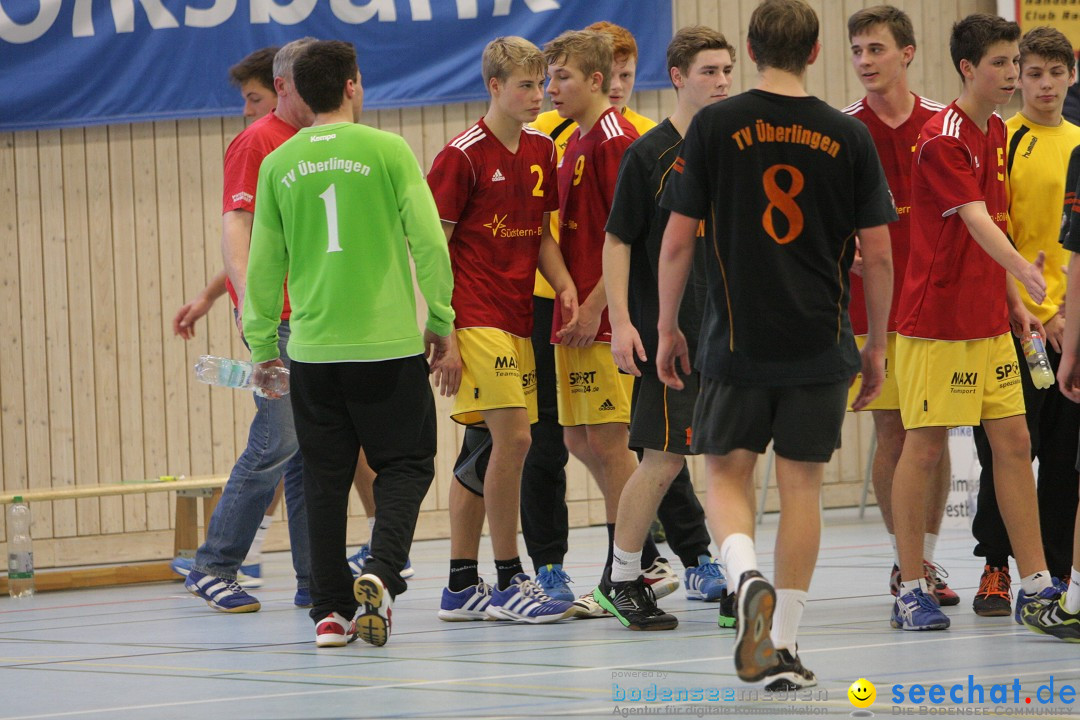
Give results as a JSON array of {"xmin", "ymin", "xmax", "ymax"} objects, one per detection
[
  {"xmin": 571, "ymin": 590, "xmax": 612, "ymax": 619},
  {"xmin": 643, "ymin": 558, "xmax": 679, "ymax": 600}
]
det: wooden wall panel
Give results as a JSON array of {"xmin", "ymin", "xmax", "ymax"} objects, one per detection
[{"xmin": 0, "ymin": 0, "xmax": 996, "ymax": 566}]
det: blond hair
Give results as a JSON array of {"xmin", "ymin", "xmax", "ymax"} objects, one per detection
[
  {"xmin": 544, "ymin": 30, "xmax": 614, "ymax": 93},
  {"xmin": 482, "ymin": 36, "xmax": 545, "ymax": 86}
]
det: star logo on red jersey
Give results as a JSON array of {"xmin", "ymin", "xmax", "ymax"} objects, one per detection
[{"xmin": 484, "ymin": 213, "xmax": 508, "ymax": 237}]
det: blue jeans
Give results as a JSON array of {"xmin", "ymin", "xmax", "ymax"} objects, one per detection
[{"xmin": 194, "ymin": 321, "xmax": 309, "ymax": 588}]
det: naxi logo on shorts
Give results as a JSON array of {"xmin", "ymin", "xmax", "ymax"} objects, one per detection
[
  {"xmin": 950, "ymin": 370, "xmax": 977, "ymax": 395},
  {"xmin": 494, "ymin": 355, "xmax": 518, "ymax": 378},
  {"xmin": 599, "ymin": 398, "xmax": 616, "ymax": 412}
]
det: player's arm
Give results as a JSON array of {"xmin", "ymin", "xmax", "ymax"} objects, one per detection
[
  {"xmin": 656, "ymin": 212, "xmax": 697, "ymax": 390},
  {"xmin": 1059, "ymin": 252, "xmax": 1080, "ymax": 401},
  {"xmin": 603, "ymin": 231, "xmax": 644, "ymax": 376},
  {"xmin": 1005, "ymin": 273, "xmax": 1045, "ymax": 340},
  {"xmin": 957, "ymin": 202, "xmax": 1046, "ymax": 305},
  {"xmin": 537, "ymin": 218, "xmax": 579, "ymax": 340},
  {"xmin": 398, "ymin": 140, "xmax": 458, "ymax": 396},
  {"xmin": 173, "ymin": 269, "xmax": 227, "ymax": 339},
  {"xmin": 850, "ymin": 224, "xmax": 892, "ymax": 411},
  {"xmin": 242, "ymin": 169, "xmax": 287, "ymax": 370},
  {"xmin": 222, "ymin": 209, "xmax": 254, "ymax": 332}
]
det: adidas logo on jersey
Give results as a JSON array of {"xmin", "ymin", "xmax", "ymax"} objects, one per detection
[
  {"xmin": 491, "ymin": 168, "xmax": 505, "ymax": 182},
  {"xmin": 599, "ymin": 399, "xmax": 615, "ymax": 412}
]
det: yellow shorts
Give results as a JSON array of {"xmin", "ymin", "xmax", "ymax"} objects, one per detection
[
  {"xmin": 847, "ymin": 333, "xmax": 899, "ymax": 411},
  {"xmin": 554, "ymin": 343, "xmax": 633, "ymax": 426},
  {"xmin": 451, "ymin": 328, "xmax": 538, "ymax": 426},
  {"xmin": 896, "ymin": 333, "xmax": 1025, "ymax": 430}
]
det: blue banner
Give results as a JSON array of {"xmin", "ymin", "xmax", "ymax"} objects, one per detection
[{"xmin": 0, "ymin": 0, "xmax": 673, "ymax": 132}]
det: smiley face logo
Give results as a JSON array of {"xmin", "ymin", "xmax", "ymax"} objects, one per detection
[{"xmin": 848, "ymin": 678, "xmax": 876, "ymax": 708}]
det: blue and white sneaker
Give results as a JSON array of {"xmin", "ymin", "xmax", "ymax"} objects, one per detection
[
  {"xmin": 685, "ymin": 560, "xmax": 727, "ymax": 601},
  {"xmin": 891, "ymin": 587, "xmax": 949, "ymax": 630},
  {"xmin": 170, "ymin": 556, "xmax": 262, "ymax": 589},
  {"xmin": 438, "ymin": 579, "xmax": 493, "ymax": 621},
  {"xmin": 347, "ymin": 544, "xmax": 372, "ymax": 576},
  {"xmin": 184, "ymin": 570, "xmax": 261, "ymax": 613},
  {"xmin": 486, "ymin": 573, "xmax": 575, "ymax": 623},
  {"xmin": 535, "ymin": 564, "xmax": 574, "ymax": 602},
  {"xmin": 294, "ymin": 587, "xmax": 312, "ymax": 608},
  {"xmin": 347, "ymin": 544, "xmax": 414, "ymax": 578},
  {"xmin": 1015, "ymin": 578, "xmax": 1068, "ymax": 624}
]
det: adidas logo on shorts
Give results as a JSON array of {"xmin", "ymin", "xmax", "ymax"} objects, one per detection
[
  {"xmin": 491, "ymin": 168, "xmax": 505, "ymax": 182},
  {"xmin": 599, "ymin": 398, "xmax": 615, "ymax": 411}
]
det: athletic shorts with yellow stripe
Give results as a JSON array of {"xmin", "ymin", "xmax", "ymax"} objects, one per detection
[
  {"xmin": 896, "ymin": 332, "xmax": 1025, "ymax": 430},
  {"xmin": 847, "ymin": 332, "xmax": 899, "ymax": 411},
  {"xmin": 451, "ymin": 327, "xmax": 538, "ymax": 426},
  {"xmin": 554, "ymin": 343, "xmax": 633, "ymax": 426}
]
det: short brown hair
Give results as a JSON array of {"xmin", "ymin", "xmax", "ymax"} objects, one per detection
[
  {"xmin": 585, "ymin": 21, "xmax": 638, "ymax": 62},
  {"xmin": 848, "ymin": 5, "xmax": 916, "ymax": 51},
  {"xmin": 950, "ymin": 13, "xmax": 1020, "ymax": 77},
  {"xmin": 666, "ymin": 26, "xmax": 735, "ymax": 90},
  {"xmin": 293, "ymin": 40, "xmax": 357, "ymax": 115},
  {"xmin": 482, "ymin": 36, "xmax": 545, "ymax": 86},
  {"xmin": 228, "ymin": 47, "xmax": 279, "ymax": 90},
  {"xmin": 748, "ymin": 0, "xmax": 819, "ymax": 74},
  {"xmin": 1019, "ymin": 26, "xmax": 1076, "ymax": 73},
  {"xmin": 544, "ymin": 30, "xmax": 614, "ymax": 94}
]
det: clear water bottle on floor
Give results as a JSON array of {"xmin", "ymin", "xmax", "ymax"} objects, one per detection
[
  {"xmin": 193, "ymin": 355, "xmax": 289, "ymax": 398},
  {"xmin": 1021, "ymin": 331, "xmax": 1055, "ymax": 390},
  {"xmin": 7, "ymin": 498, "xmax": 35, "ymax": 598}
]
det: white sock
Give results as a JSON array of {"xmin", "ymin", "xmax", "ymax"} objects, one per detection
[
  {"xmin": 899, "ymin": 578, "xmax": 927, "ymax": 597},
  {"xmin": 611, "ymin": 544, "xmax": 643, "ymax": 583},
  {"xmin": 367, "ymin": 516, "xmax": 376, "ymax": 538},
  {"xmin": 1021, "ymin": 570, "xmax": 1052, "ymax": 595},
  {"xmin": 888, "ymin": 533, "xmax": 898, "ymax": 565},
  {"xmin": 1066, "ymin": 568, "xmax": 1080, "ymax": 614},
  {"xmin": 923, "ymin": 533, "xmax": 938, "ymax": 565},
  {"xmin": 243, "ymin": 514, "xmax": 273, "ymax": 565},
  {"xmin": 720, "ymin": 534, "xmax": 758, "ymax": 592},
  {"xmin": 771, "ymin": 589, "xmax": 808, "ymax": 652}
]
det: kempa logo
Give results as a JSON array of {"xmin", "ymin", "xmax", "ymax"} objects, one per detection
[
  {"xmin": 491, "ymin": 168, "xmax": 505, "ymax": 182},
  {"xmin": 310, "ymin": 133, "xmax": 337, "ymax": 142},
  {"xmin": 599, "ymin": 399, "xmax": 615, "ymax": 411},
  {"xmin": 484, "ymin": 213, "xmax": 508, "ymax": 237}
]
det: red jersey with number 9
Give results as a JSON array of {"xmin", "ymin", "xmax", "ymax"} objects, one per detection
[{"xmin": 552, "ymin": 107, "xmax": 638, "ymax": 343}]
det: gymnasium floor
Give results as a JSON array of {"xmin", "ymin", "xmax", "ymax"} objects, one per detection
[{"xmin": 2, "ymin": 509, "xmax": 1078, "ymax": 719}]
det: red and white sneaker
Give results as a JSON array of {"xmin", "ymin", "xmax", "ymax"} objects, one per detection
[
  {"xmin": 315, "ymin": 611, "xmax": 357, "ymax": 647},
  {"xmin": 925, "ymin": 561, "xmax": 960, "ymax": 606},
  {"xmin": 642, "ymin": 558, "xmax": 680, "ymax": 600}
]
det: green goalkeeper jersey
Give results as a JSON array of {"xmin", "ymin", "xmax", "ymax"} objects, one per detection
[{"xmin": 244, "ymin": 121, "xmax": 454, "ymax": 364}]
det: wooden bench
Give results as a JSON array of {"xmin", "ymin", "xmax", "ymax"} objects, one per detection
[{"xmin": 0, "ymin": 475, "xmax": 228, "ymax": 593}]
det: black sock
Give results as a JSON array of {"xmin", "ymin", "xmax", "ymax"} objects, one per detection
[
  {"xmin": 495, "ymin": 557, "xmax": 524, "ymax": 590},
  {"xmin": 641, "ymin": 535, "xmax": 661, "ymax": 567},
  {"xmin": 605, "ymin": 523, "xmax": 616, "ymax": 572},
  {"xmin": 449, "ymin": 559, "xmax": 479, "ymax": 592},
  {"xmin": 986, "ymin": 557, "xmax": 1010, "ymax": 570}
]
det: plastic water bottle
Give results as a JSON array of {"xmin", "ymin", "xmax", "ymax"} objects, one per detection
[
  {"xmin": 1021, "ymin": 331, "xmax": 1055, "ymax": 390},
  {"xmin": 193, "ymin": 355, "xmax": 289, "ymax": 398},
  {"xmin": 7, "ymin": 498, "xmax": 34, "ymax": 598}
]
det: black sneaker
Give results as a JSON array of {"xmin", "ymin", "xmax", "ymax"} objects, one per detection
[
  {"xmin": 973, "ymin": 565, "xmax": 1012, "ymax": 617},
  {"xmin": 763, "ymin": 648, "xmax": 817, "ymax": 691},
  {"xmin": 733, "ymin": 570, "xmax": 779, "ymax": 682},
  {"xmin": 718, "ymin": 587, "xmax": 736, "ymax": 629},
  {"xmin": 592, "ymin": 568, "xmax": 678, "ymax": 631}
]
